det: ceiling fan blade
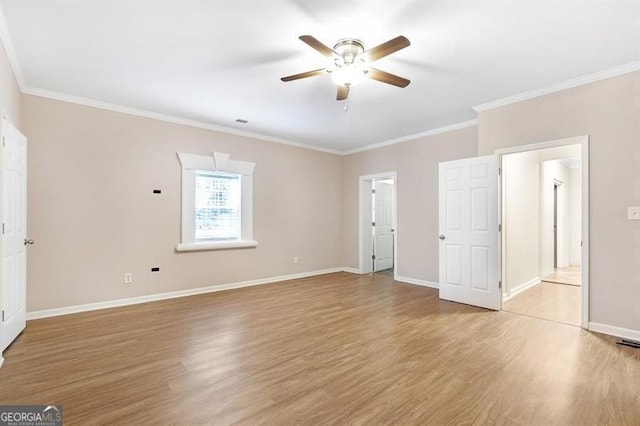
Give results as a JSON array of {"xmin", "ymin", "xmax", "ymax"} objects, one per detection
[
  {"xmin": 337, "ymin": 85, "xmax": 350, "ymax": 101},
  {"xmin": 368, "ymin": 68, "xmax": 410, "ymax": 88},
  {"xmin": 363, "ymin": 36, "xmax": 410, "ymax": 62},
  {"xmin": 299, "ymin": 35, "xmax": 338, "ymax": 58},
  {"xmin": 281, "ymin": 68, "xmax": 327, "ymax": 82}
]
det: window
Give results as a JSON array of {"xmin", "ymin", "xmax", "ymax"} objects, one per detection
[
  {"xmin": 176, "ymin": 152, "xmax": 257, "ymax": 252},
  {"xmin": 195, "ymin": 171, "xmax": 241, "ymax": 241}
]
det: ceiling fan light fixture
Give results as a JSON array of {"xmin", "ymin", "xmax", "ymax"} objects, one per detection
[
  {"xmin": 281, "ymin": 34, "xmax": 410, "ymax": 100},
  {"xmin": 331, "ymin": 64, "xmax": 368, "ymax": 87},
  {"xmin": 330, "ymin": 38, "xmax": 368, "ymax": 87}
]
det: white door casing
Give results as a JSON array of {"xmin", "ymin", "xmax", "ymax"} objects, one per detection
[
  {"xmin": 374, "ymin": 181, "xmax": 394, "ymax": 271},
  {"xmin": 0, "ymin": 118, "xmax": 27, "ymax": 354},
  {"xmin": 359, "ymin": 179, "xmax": 374, "ymax": 274},
  {"xmin": 439, "ymin": 155, "xmax": 500, "ymax": 310}
]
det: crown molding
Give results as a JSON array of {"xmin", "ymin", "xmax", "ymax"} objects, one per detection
[
  {"xmin": 473, "ymin": 61, "xmax": 640, "ymax": 113},
  {"xmin": 22, "ymin": 86, "xmax": 345, "ymax": 155},
  {"xmin": 18, "ymin": 62, "xmax": 638, "ymax": 156},
  {"xmin": 0, "ymin": 4, "xmax": 25, "ymax": 90},
  {"xmin": 341, "ymin": 119, "xmax": 479, "ymax": 155},
  {"xmin": 22, "ymin": 86, "xmax": 480, "ymax": 156}
]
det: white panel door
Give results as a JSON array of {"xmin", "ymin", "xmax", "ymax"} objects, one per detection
[
  {"xmin": 0, "ymin": 118, "xmax": 27, "ymax": 353},
  {"xmin": 438, "ymin": 155, "xmax": 500, "ymax": 310},
  {"xmin": 374, "ymin": 181, "xmax": 394, "ymax": 271}
]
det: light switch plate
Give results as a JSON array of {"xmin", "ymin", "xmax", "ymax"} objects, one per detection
[{"xmin": 628, "ymin": 206, "xmax": 640, "ymax": 221}]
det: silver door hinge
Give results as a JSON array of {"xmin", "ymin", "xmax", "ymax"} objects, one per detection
[
  {"xmin": 372, "ymin": 254, "xmax": 376, "ymax": 260},
  {"xmin": 498, "ymin": 167, "xmax": 501, "ymax": 175},
  {"xmin": 499, "ymin": 224, "xmax": 502, "ymax": 232},
  {"xmin": 372, "ymin": 189, "xmax": 376, "ymax": 194},
  {"xmin": 499, "ymin": 280, "xmax": 502, "ymax": 289},
  {"xmin": 1, "ymin": 223, "xmax": 4, "ymax": 234},
  {"xmin": 372, "ymin": 221, "xmax": 375, "ymax": 227},
  {"xmin": 1, "ymin": 310, "xmax": 4, "ymax": 322}
]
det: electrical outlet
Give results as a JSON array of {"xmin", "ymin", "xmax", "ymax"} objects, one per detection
[
  {"xmin": 124, "ymin": 273, "xmax": 133, "ymax": 284},
  {"xmin": 293, "ymin": 256, "xmax": 299, "ymax": 264},
  {"xmin": 628, "ymin": 206, "xmax": 640, "ymax": 221}
]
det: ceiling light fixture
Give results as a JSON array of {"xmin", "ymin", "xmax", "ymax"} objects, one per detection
[
  {"xmin": 331, "ymin": 67, "xmax": 368, "ymax": 87},
  {"xmin": 330, "ymin": 39, "xmax": 368, "ymax": 87}
]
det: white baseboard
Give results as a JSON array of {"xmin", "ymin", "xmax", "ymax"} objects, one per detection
[
  {"xmin": 504, "ymin": 277, "xmax": 541, "ymax": 301},
  {"xmin": 0, "ymin": 355, "xmax": 4, "ymax": 368},
  {"xmin": 589, "ymin": 322, "xmax": 640, "ymax": 342},
  {"xmin": 27, "ymin": 267, "xmax": 351, "ymax": 320},
  {"xmin": 396, "ymin": 276, "xmax": 439, "ymax": 289},
  {"xmin": 342, "ymin": 267, "xmax": 361, "ymax": 274}
]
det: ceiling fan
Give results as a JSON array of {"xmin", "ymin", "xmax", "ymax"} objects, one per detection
[{"xmin": 281, "ymin": 35, "xmax": 411, "ymax": 101}]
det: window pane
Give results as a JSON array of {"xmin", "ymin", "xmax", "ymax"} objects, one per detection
[{"xmin": 195, "ymin": 171, "xmax": 241, "ymax": 241}]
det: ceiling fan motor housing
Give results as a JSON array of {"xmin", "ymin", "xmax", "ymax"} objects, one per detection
[{"xmin": 333, "ymin": 39, "xmax": 365, "ymax": 66}]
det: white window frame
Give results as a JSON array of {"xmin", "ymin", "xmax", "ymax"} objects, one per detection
[{"xmin": 176, "ymin": 152, "xmax": 257, "ymax": 252}]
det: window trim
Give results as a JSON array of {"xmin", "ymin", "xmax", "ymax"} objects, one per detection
[{"xmin": 176, "ymin": 152, "xmax": 257, "ymax": 252}]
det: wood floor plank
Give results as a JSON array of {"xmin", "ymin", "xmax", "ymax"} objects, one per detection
[
  {"xmin": 503, "ymin": 281, "xmax": 581, "ymax": 326},
  {"xmin": 0, "ymin": 272, "xmax": 638, "ymax": 425},
  {"xmin": 543, "ymin": 266, "xmax": 581, "ymax": 286}
]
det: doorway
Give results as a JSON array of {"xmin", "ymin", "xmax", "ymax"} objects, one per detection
[
  {"xmin": 437, "ymin": 136, "xmax": 589, "ymax": 328},
  {"xmin": 499, "ymin": 138, "xmax": 587, "ymax": 327},
  {"xmin": 358, "ymin": 172, "xmax": 397, "ymax": 278},
  {"xmin": 373, "ymin": 179, "xmax": 394, "ymax": 275}
]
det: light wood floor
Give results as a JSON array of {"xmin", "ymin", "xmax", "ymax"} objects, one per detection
[
  {"xmin": 543, "ymin": 265, "xmax": 581, "ymax": 286},
  {"xmin": 503, "ymin": 281, "xmax": 581, "ymax": 326},
  {"xmin": 375, "ymin": 267, "xmax": 394, "ymax": 277},
  {"xmin": 1, "ymin": 273, "xmax": 638, "ymax": 425}
]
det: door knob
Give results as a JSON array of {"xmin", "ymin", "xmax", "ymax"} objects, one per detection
[
  {"xmin": 439, "ymin": 235, "xmax": 446, "ymax": 240},
  {"xmin": 24, "ymin": 239, "xmax": 35, "ymax": 245}
]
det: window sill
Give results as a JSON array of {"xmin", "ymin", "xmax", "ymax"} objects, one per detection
[{"xmin": 176, "ymin": 240, "xmax": 258, "ymax": 252}]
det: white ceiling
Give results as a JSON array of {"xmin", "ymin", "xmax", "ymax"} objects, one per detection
[{"xmin": 2, "ymin": 1, "xmax": 639, "ymax": 152}]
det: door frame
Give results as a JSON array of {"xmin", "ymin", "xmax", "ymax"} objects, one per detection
[
  {"xmin": 358, "ymin": 172, "xmax": 397, "ymax": 278},
  {"xmin": 553, "ymin": 181, "xmax": 557, "ymax": 268},
  {"xmin": 495, "ymin": 135, "xmax": 589, "ymax": 329}
]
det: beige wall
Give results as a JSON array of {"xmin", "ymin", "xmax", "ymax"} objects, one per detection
[
  {"xmin": 341, "ymin": 126, "xmax": 478, "ymax": 282},
  {"xmin": 502, "ymin": 150, "xmax": 540, "ymax": 294},
  {"xmin": 479, "ymin": 71, "xmax": 640, "ymax": 331},
  {"xmin": 23, "ymin": 95, "xmax": 343, "ymax": 311}
]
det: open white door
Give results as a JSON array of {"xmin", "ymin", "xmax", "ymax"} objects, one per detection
[
  {"xmin": 438, "ymin": 155, "xmax": 500, "ymax": 310},
  {"xmin": 374, "ymin": 181, "xmax": 394, "ymax": 271},
  {"xmin": 0, "ymin": 118, "xmax": 27, "ymax": 354}
]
